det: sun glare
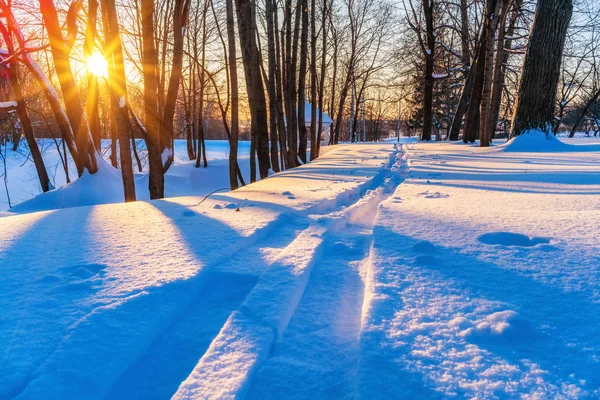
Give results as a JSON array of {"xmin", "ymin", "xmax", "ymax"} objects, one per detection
[{"xmin": 86, "ymin": 52, "xmax": 109, "ymax": 78}]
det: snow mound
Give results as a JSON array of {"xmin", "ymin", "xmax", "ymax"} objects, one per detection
[
  {"xmin": 459, "ymin": 310, "xmax": 530, "ymax": 339},
  {"xmin": 500, "ymin": 130, "xmax": 600, "ymax": 153},
  {"xmin": 10, "ymin": 159, "xmax": 127, "ymax": 213},
  {"xmin": 501, "ymin": 130, "xmax": 570, "ymax": 152}
]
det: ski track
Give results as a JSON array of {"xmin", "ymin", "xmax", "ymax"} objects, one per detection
[
  {"xmin": 173, "ymin": 144, "xmax": 407, "ymax": 399},
  {"xmin": 81, "ymin": 144, "xmax": 405, "ymax": 399}
]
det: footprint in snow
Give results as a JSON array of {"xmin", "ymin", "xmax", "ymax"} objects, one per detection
[
  {"xmin": 182, "ymin": 210, "xmax": 196, "ymax": 217},
  {"xmin": 282, "ymin": 191, "xmax": 293, "ymax": 196},
  {"xmin": 478, "ymin": 232, "xmax": 551, "ymax": 247}
]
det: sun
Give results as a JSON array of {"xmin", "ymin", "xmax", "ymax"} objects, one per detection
[{"xmin": 86, "ymin": 51, "xmax": 109, "ymax": 78}]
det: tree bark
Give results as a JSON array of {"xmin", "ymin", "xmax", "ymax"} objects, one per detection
[
  {"xmin": 236, "ymin": 0, "xmax": 271, "ymax": 179},
  {"xmin": 510, "ymin": 0, "xmax": 573, "ymax": 136},
  {"xmin": 297, "ymin": 0, "xmax": 309, "ymax": 162},
  {"xmin": 421, "ymin": 0, "xmax": 435, "ymax": 141},
  {"xmin": 479, "ymin": 0, "xmax": 502, "ymax": 146},
  {"xmin": 140, "ymin": 0, "xmax": 165, "ymax": 199},
  {"xmin": 101, "ymin": 0, "xmax": 136, "ymax": 201},
  {"xmin": 163, "ymin": 0, "xmax": 191, "ymax": 171},
  {"xmin": 486, "ymin": 0, "xmax": 520, "ymax": 142}
]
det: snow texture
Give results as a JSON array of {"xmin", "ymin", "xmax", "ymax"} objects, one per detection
[{"xmin": 1, "ymin": 136, "xmax": 600, "ymax": 399}]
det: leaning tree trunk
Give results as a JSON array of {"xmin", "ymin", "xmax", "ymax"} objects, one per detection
[
  {"xmin": 487, "ymin": 0, "xmax": 521, "ymax": 141},
  {"xmin": 163, "ymin": 0, "xmax": 191, "ymax": 171},
  {"xmin": 510, "ymin": 0, "xmax": 573, "ymax": 136},
  {"xmin": 101, "ymin": 0, "xmax": 136, "ymax": 201},
  {"xmin": 0, "ymin": 21, "xmax": 51, "ymax": 192},
  {"xmin": 39, "ymin": 0, "xmax": 98, "ymax": 174}
]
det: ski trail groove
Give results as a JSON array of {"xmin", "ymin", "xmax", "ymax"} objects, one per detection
[{"xmin": 174, "ymin": 144, "xmax": 407, "ymax": 399}]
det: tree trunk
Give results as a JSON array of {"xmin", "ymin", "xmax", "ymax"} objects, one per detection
[
  {"xmin": 39, "ymin": 0, "xmax": 98, "ymax": 174},
  {"xmin": 85, "ymin": 0, "xmax": 101, "ymax": 150},
  {"xmin": 486, "ymin": 0, "xmax": 520, "ymax": 142},
  {"xmin": 225, "ymin": 0, "xmax": 241, "ymax": 189},
  {"xmin": 421, "ymin": 0, "xmax": 434, "ymax": 141},
  {"xmin": 101, "ymin": 0, "xmax": 136, "ymax": 201},
  {"xmin": 236, "ymin": 0, "xmax": 271, "ymax": 178},
  {"xmin": 163, "ymin": 0, "xmax": 190, "ymax": 171},
  {"xmin": 448, "ymin": 62, "xmax": 475, "ymax": 140},
  {"xmin": 266, "ymin": 0, "xmax": 281, "ymax": 172},
  {"xmin": 479, "ymin": 0, "xmax": 502, "ymax": 147},
  {"xmin": 315, "ymin": 0, "xmax": 328, "ymax": 158},
  {"xmin": 297, "ymin": 0, "xmax": 309, "ymax": 162},
  {"xmin": 510, "ymin": 0, "xmax": 573, "ymax": 136},
  {"xmin": 463, "ymin": 0, "xmax": 497, "ymax": 143},
  {"xmin": 141, "ymin": 0, "xmax": 165, "ymax": 199},
  {"xmin": 569, "ymin": 87, "xmax": 600, "ymax": 138},
  {"xmin": 309, "ymin": 0, "xmax": 318, "ymax": 160},
  {"xmin": 0, "ymin": 22, "xmax": 51, "ymax": 192}
]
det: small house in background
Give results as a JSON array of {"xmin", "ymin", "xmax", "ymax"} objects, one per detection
[{"xmin": 296, "ymin": 102, "xmax": 334, "ymax": 145}]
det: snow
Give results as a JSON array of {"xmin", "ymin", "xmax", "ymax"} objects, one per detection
[
  {"xmin": 0, "ymin": 101, "xmax": 17, "ymax": 110},
  {"xmin": 119, "ymin": 96, "xmax": 126, "ymax": 108},
  {"xmin": 359, "ymin": 138, "xmax": 600, "ymax": 398},
  {"xmin": 432, "ymin": 73, "xmax": 449, "ymax": 79},
  {"xmin": 1, "ymin": 137, "xmax": 600, "ymax": 398},
  {"xmin": 1, "ymin": 140, "xmax": 253, "ymax": 212}
]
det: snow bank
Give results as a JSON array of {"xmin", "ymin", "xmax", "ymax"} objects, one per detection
[{"xmin": 500, "ymin": 130, "xmax": 600, "ymax": 152}]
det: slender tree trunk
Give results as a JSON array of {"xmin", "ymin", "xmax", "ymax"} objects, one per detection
[
  {"xmin": 569, "ymin": 87, "xmax": 600, "ymax": 138},
  {"xmin": 421, "ymin": 0, "xmax": 435, "ymax": 141},
  {"xmin": 309, "ymin": 0, "xmax": 317, "ymax": 160},
  {"xmin": 297, "ymin": 0, "xmax": 309, "ymax": 162},
  {"xmin": 236, "ymin": 0, "xmax": 271, "ymax": 178},
  {"xmin": 315, "ymin": 0, "xmax": 328, "ymax": 158},
  {"xmin": 266, "ymin": 0, "xmax": 281, "ymax": 172},
  {"xmin": 464, "ymin": 0, "xmax": 497, "ymax": 143},
  {"xmin": 0, "ymin": 22, "xmax": 51, "ymax": 192},
  {"xmin": 479, "ymin": 0, "xmax": 502, "ymax": 146},
  {"xmin": 39, "ymin": 0, "xmax": 98, "ymax": 173},
  {"xmin": 510, "ymin": 0, "xmax": 573, "ymax": 136},
  {"xmin": 101, "ymin": 0, "xmax": 136, "ymax": 201},
  {"xmin": 487, "ymin": 0, "xmax": 520, "ymax": 141},
  {"xmin": 85, "ymin": 0, "xmax": 101, "ymax": 150},
  {"xmin": 449, "ymin": 62, "xmax": 475, "ymax": 140},
  {"xmin": 163, "ymin": 0, "xmax": 190, "ymax": 171},
  {"xmin": 141, "ymin": 0, "xmax": 165, "ymax": 199},
  {"xmin": 226, "ymin": 0, "xmax": 241, "ymax": 189}
]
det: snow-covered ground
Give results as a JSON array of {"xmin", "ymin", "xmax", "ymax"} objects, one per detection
[
  {"xmin": 1, "ymin": 135, "xmax": 599, "ymax": 399},
  {"xmin": 0, "ymin": 140, "xmax": 252, "ymax": 212}
]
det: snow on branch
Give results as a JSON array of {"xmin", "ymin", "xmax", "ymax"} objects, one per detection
[{"xmin": 0, "ymin": 101, "xmax": 17, "ymax": 111}]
